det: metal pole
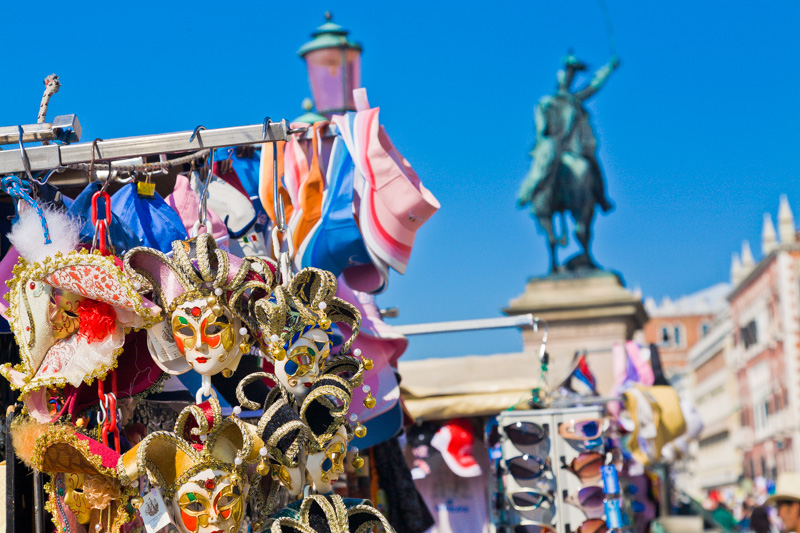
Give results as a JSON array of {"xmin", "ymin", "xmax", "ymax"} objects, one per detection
[
  {"xmin": 393, "ymin": 314, "xmax": 534, "ymax": 336},
  {"xmin": 0, "ymin": 119, "xmax": 297, "ymax": 175}
]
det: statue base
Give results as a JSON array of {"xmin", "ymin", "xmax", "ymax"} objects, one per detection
[{"xmin": 504, "ymin": 270, "xmax": 647, "ymax": 395}]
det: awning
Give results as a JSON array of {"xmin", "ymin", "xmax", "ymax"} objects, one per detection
[{"xmin": 398, "ymin": 352, "xmax": 544, "ymax": 421}]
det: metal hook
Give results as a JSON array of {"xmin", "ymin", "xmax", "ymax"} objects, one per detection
[
  {"xmin": 262, "ymin": 117, "xmax": 271, "ymax": 140},
  {"xmin": 88, "ymin": 138, "xmax": 104, "ymax": 181},
  {"xmin": 189, "ymin": 125, "xmax": 206, "ymax": 143},
  {"xmin": 17, "ymin": 126, "xmax": 33, "ymax": 181},
  {"xmin": 197, "ymin": 147, "xmax": 214, "ymax": 226},
  {"xmin": 265, "ymin": 118, "xmax": 288, "ymax": 233}
]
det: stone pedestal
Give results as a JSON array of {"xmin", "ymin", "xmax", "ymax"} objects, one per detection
[{"xmin": 504, "ymin": 271, "xmax": 648, "ymax": 395}]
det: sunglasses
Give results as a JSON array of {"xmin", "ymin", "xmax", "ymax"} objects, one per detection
[
  {"xmin": 561, "ymin": 452, "xmax": 604, "ymax": 484},
  {"xmin": 499, "ymin": 422, "xmax": 550, "ymax": 454},
  {"xmin": 506, "ymin": 455, "xmax": 550, "ymax": 486},
  {"xmin": 507, "ymin": 490, "xmax": 556, "ymax": 522},
  {"xmin": 571, "ymin": 518, "xmax": 608, "ymax": 533},
  {"xmin": 558, "ymin": 418, "xmax": 609, "ymax": 441},
  {"xmin": 564, "ymin": 486, "xmax": 604, "ymax": 519}
]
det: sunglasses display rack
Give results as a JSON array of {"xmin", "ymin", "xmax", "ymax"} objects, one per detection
[{"xmin": 491, "ymin": 405, "xmax": 621, "ymax": 533}]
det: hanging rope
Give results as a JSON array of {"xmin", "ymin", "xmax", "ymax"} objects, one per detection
[{"xmin": 1, "ymin": 175, "xmax": 51, "ymax": 243}]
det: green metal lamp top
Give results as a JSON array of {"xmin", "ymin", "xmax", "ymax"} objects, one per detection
[
  {"xmin": 293, "ymin": 98, "xmax": 329, "ymax": 124},
  {"xmin": 297, "ymin": 12, "xmax": 362, "ymax": 57}
]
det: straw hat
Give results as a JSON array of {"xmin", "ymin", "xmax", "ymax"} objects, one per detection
[{"xmin": 766, "ymin": 472, "xmax": 800, "ymax": 504}]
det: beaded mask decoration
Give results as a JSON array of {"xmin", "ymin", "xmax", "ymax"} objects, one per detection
[
  {"xmin": 1, "ymin": 249, "xmax": 162, "ymax": 421},
  {"xmin": 254, "ymin": 268, "xmax": 360, "ymax": 402},
  {"xmin": 117, "ymin": 397, "xmax": 263, "ymax": 533},
  {"xmin": 123, "ymin": 233, "xmax": 277, "ymax": 377},
  {"xmin": 32, "ymin": 424, "xmax": 134, "ymax": 533},
  {"xmin": 267, "ymin": 494, "xmax": 395, "ymax": 533}
]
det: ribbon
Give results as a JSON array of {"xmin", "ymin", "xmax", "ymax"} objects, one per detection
[{"xmin": 1, "ymin": 175, "xmax": 52, "ymax": 244}]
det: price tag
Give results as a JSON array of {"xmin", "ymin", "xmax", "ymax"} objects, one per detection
[{"xmin": 140, "ymin": 490, "xmax": 171, "ymax": 533}]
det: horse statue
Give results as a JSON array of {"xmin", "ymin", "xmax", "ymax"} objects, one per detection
[{"xmin": 518, "ymin": 53, "xmax": 619, "ymax": 273}]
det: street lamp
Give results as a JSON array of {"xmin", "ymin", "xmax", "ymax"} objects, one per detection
[{"xmin": 297, "ymin": 12, "xmax": 362, "ymax": 117}]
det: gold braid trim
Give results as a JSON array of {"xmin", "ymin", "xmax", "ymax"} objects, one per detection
[{"xmin": 268, "ymin": 494, "xmax": 395, "ymax": 533}]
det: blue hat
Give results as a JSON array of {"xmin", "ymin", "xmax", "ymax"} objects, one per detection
[
  {"xmin": 110, "ymin": 182, "xmax": 187, "ymax": 254},
  {"xmin": 66, "ymin": 182, "xmax": 143, "ymax": 255}
]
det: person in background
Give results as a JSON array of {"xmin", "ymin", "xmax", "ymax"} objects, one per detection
[
  {"xmin": 749, "ymin": 506, "xmax": 774, "ymax": 533},
  {"xmin": 766, "ymin": 473, "xmax": 800, "ymax": 533}
]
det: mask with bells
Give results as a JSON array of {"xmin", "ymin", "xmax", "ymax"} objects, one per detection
[
  {"xmin": 236, "ymin": 373, "xmax": 309, "ymax": 506},
  {"xmin": 267, "ymin": 494, "xmax": 396, "ymax": 533},
  {"xmin": 124, "ymin": 233, "xmax": 277, "ymax": 377},
  {"xmin": 253, "ymin": 268, "xmax": 360, "ymax": 403},
  {"xmin": 117, "ymin": 397, "xmax": 263, "ymax": 533},
  {"xmin": 306, "ymin": 425, "xmax": 349, "ymax": 494}
]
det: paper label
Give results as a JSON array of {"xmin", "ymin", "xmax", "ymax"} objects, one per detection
[{"xmin": 141, "ymin": 490, "xmax": 171, "ymax": 533}]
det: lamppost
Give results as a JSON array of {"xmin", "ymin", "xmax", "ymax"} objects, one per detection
[{"xmin": 297, "ymin": 12, "xmax": 362, "ymax": 118}]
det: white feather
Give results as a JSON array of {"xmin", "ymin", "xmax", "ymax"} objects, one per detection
[{"xmin": 8, "ymin": 205, "xmax": 82, "ymax": 263}]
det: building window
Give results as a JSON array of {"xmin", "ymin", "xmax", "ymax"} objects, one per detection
[
  {"xmin": 674, "ymin": 325, "xmax": 684, "ymax": 347},
  {"xmin": 661, "ymin": 325, "xmax": 671, "ymax": 345},
  {"xmin": 740, "ymin": 320, "xmax": 758, "ymax": 349}
]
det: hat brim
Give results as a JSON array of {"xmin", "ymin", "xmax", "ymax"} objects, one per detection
[{"xmin": 766, "ymin": 494, "xmax": 800, "ymax": 505}]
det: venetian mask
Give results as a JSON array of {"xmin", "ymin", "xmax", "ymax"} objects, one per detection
[
  {"xmin": 58, "ymin": 472, "xmax": 92, "ymax": 524},
  {"xmin": 306, "ymin": 426, "xmax": 348, "ymax": 494},
  {"xmin": 171, "ymin": 297, "xmax": 244, "ymax": 376},
  {"xmin": 49, "ymin": 288, "xmax": 85, "ymax": 340},
  {"xmin": 274, "ymin": 328, "xmax": 331, "ymax": 401},
  {"xmin": 173, "ymin": 469, "xmax": 247, "ymax": 533}
]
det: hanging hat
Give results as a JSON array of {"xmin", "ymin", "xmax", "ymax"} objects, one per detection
[
  {"xmin": 267, "ymin": 494, "xmax": 395, "ymax": 533},
  {"xmin": 165, "ymin": 174, "xmax": 229, "ymax": 247},
  {"xmin": 1, "ymin": 208, "xmax": 161, "ymax": 401},
  {"xmin": 298, "ymin": 135, "xmax": 380, "ymax": 291},
  {"xmin": 67, "ymin": 181, "xmax": 143, "ymax": 255},
  {"xmin": 622, "ymin": 384, "xmax": 686, "ymax": 466},
  {"xmin": 189, "ymin": 170, "xmax": 270, "ymax": 258},
  {"xmin": 110, "ymin": 182, "xmax": 188, "ymax": 254},
  {"xmin": 333, "ymin": 90, "xmax": 439, "ymax": 276},
  {"xmin": 123, "ymin": 233, "xmax": 278, "ymax": 375},
  {"xmin": 29, "ymin": 424, "xmax": 133, "ymax": 533}
]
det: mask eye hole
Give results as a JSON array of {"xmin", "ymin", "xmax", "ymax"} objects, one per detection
[
  {"xmin": 217, "ymin": 495, "xmax": 236, "ymax": 508},
  {"xmin": 205, "ymin": 323, "xmax": 223, "ymax": 335},
  {"xmin": 185, "ymin": 501, "xmax": 205, "ymax": 512},
  {"xmin": 176, "ymin": 326, "xmax": 194, "ymax": 337}
]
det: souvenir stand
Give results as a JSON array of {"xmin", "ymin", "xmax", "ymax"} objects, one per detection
[
  {"xmin": 0, "ymin": 72, "xmax": 438, "ymax": 532},
  {"xmin": 400, "ymin": 330, "xmax": 687, "ymax": 533}
]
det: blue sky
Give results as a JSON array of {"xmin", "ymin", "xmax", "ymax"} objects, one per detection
[{"xmin": 2, "ymin": 1, "xmax": 798, "ymax": 361}]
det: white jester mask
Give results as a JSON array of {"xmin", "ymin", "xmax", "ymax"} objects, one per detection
[
  {"xmin": 306, "ymin": 426, "xmax": 348, "ymax": 494},
  {"xmin": 171, "ymin": 297, "xmax": 245, "ymax": 376},
  {"xmin": 173, "ymin": 469, "xmax": 248, "ymax": 533},
  {"xmin": 274, "ymin": 328, "xmax": 331, "ymax": 401}
]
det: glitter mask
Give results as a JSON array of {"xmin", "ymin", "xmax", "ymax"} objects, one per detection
[
  {"xmin": 306, "ymin": 426, "xmax": 348, "ymax": 494},
  {"xmin": 175, "ymin": 469, "xmax": 245, "ymax": 533},
  {"xmin": 274, "ymin": 329, "xmax": 331, "ymax": 401},
  {"xmin": 60, "ymin": 472, "xmax": 92, "ymax": 524},
  {"xmin": 48, "ymin": 289, "xmax": 85, "ymax": 340},
  {"xmin": 171, "ymin": 298, "xmax": 242, "ymax": 376}
]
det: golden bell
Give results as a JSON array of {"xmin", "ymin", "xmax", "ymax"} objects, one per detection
[
  {"xmin": 363, "ymin": 358, "xmax": 374, "ymax": 371},
  {"xmin": 229, "ymin": 473, "xmax": 242, "ymax": 487},
  {"xmin": 256, "ymin": 461, "xmax": 270, "ymax": 477},
  {"xmin": 222, "ymin": 368, "xmax": 233, "ymax": 378},
  {"xmin": 318, "ymin": 317, "xmax": 331, "ymax": 329},
  {"xmin": 239, "ymin": 342, "xmax": 252, "ymax": 354},
  {"xmin": 354, "ymin": 424, "xmax": 367, "ymax": 439},
  {"xmin": 206, "ymin": 295, "xmax": 217, "ymax": 307},
  {"xmin": 363, "ymin": 393, "xmax": 376, "ymax": 409},
  {"xmin": 352, "ymin": 455, "xmax": 365, "ymax": 469},
  {"xmin": 211, "ymin": 305, "xmax": 224, "ymax": 317},
  {"xmin": 271, "ymin": 345, "xmax": 286, "ymax": 361},
  {"xmin": 131, "ymin": 496, "xmax": 144, "ymax": 509}
]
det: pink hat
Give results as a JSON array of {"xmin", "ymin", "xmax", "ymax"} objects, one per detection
[
  {"xmin": 165, "ymin": 174, "xmax": 228, "ymax": 246},
  {"xmin": 333, "ymin": 90, "xmax": 440, "ymax": 274}
]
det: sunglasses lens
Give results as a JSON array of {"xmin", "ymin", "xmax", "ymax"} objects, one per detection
[
  {"xmin": 511, "ymin": 492, "xmax": 555, "ymax": 522},
  {"xmin": 576, "ymin": 519, "xmax": 608, "ymax": 533},
  {"xmin": 506, "ymin": 422, "xmax": 546, "ymax": 446},
  {"xmin": 511, "ymin": 492, "xmax": 547, "ymax": 509},
  {"xmin": 508, "ymin": 456, "xmax": 544, "ymax": 480},
  {"xmin": 578, "ymin": 486, "xmax": 604, "ymax": 509}
]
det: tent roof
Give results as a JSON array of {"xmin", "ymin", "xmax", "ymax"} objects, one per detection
[{"xmin": 398, "ymin": 352, "xmax": 544, "ymax": 421}]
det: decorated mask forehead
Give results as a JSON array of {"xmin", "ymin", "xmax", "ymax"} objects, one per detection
[
  {"xmin": 174, "ymin": 469, "xmax": 246, "ymax": 533},
  {"xmin": 170, "ymin": 297, "xmax": 246, "ymax": 377}
]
